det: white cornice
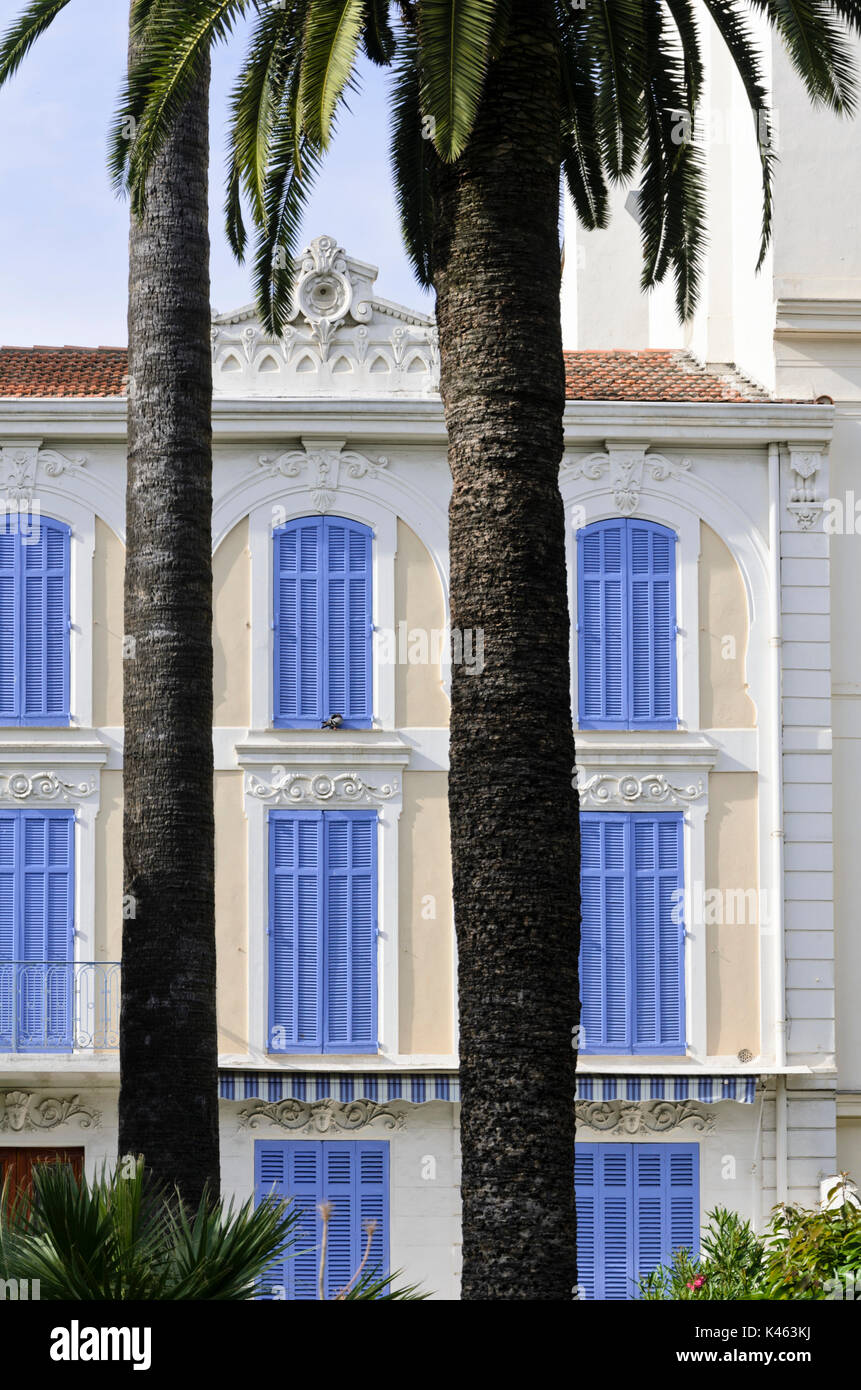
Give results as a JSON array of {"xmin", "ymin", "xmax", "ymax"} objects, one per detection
[
  {"xmin": 234, "ymin": 730, "xmax": 413, "ymax": 772},
  {"xmin": 775, "ymin": 297, "xmax": 861, "ymax": 337},
  {"xmin": 0, "ymin": 395, "xmax": 834, "ymax": 449}
]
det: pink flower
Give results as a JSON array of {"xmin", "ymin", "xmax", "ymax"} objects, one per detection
[{"xmin": 686, "ymin": 1276, "xmax": 706, "ymax": 1290}]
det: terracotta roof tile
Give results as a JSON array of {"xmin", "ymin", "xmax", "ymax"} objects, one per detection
[{"xmin": 0, "ymin": 344, "xmax": 789, "ymax": 403}]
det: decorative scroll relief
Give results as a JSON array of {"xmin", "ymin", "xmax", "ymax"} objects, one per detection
[
  {"xmin": 576, "ymin": 770, "xmax": 705, "ymax": 810},
  {"xmin": 248, "ymin": 767, "xmax": 399, "ymax": 807},
  {"xmin": 561, "ymin": 445, "xmax": 692, "ymax": 515},
  {"xmin": 258, "ymin": 442, "xmax": 389, "ymax": 513},
  {"xmin": 0, "ymin": 447, "xmax": 87, "ymax": 503},
  {"xmin": 238, "ymin": 1098, "xmax": 405, "ymax": 1133},
  {"xmin": 0, "ymin": 771, "xmax": 97, "ymax": 804},
  {"xmin": 787, "ymin": 447, "xmax": 825, "ymax": 531},
  {"xmin": 575, "ymin": 1099, "xmax": 714, "ymax": 1135},
  {"xmin": 0, "ymin": 1090, "xmax": 101, "ymax": 1133}
]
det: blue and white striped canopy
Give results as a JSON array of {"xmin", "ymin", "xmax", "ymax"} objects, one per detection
[{"xmin": 218, "ymin": 1071, "xmax": 757, "ymax": 1105}]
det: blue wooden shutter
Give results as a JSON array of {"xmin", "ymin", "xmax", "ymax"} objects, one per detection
[
  {"xmin": 0, "ymin": 522, "xmax": 18, "ymax": 722},
  {"xmin": 255, "ymin": 1141, "xmax": 389, "ymax": 1300},
  {"xmin": 629, "ymin": 520, "xmax": 676, "ymax": 727},
  {"xmin": 0, "ymin": 814, "xmax": 15, "ymax": 1049},
  {"xmin": 274, "ymin": 518, "xmax": 323, "ymax": 725},
  {"xmin": 634, "ymin": 1144, "xmax": 699, "ymax": 1284},
  {"xmin": 324, "ymin": 518, "xmax": 372, "ymax": 727},
  {"xmin": 578, "ymin": 521, "xmax": 626, "ymax": 727},
  {"xmin": 324, "ymin": 811, "xmax": 377, "ymax": 1052},
  {"xmin": 254, "ymin": 1140, "xmax": 323, "ymax": 1300},
  {"xmin": 22, "ymin": 518, "xmax": 70, "ymax": 725},
  {"xmin": 577, "ymin": 1143, "xmax": 699, "ymax": 1299},
  {"xmin": 632, "ymin": 815, "xmax": 685, "ymax": 1052},
  {"xmin": 575, "ymin": 1143, "xmax": 634, "ymax": 1300},
  {"xmin": 269, "ymin": 811, "xmax": 324, "ymax": 1051},
  {"xmin": 18, "ymin": 810, "xmax": 74, "ymax": 1051},
  {"xmin": 580, "ymin": 814, "xmax": 630, "ymax": 1052}
]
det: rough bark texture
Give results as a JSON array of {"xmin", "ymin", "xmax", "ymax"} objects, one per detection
[
  {"xmin": 118, "ymin": 35, "xmax": 219, "ymax": 1206},
  {"xmin": 431, "ymin": 0, "xmax": 580, "ymax": 1300}
]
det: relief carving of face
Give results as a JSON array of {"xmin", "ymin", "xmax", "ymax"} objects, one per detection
[{"xmin": 2, "ymin": 1091, "xmax": 31, "ymax": 1132}]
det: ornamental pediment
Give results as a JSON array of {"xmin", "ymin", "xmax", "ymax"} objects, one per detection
[{"xmin": 211, "ymin": 234, "xmax": 438, "ymax": 399}]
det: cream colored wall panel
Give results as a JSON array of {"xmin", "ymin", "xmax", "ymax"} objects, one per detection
[
  {"xmin": 92, "ymin": 518, "xmax": 124, "ymax": 728},
  {"xmin": 215, "ymin": 771, "xmax": 249, "ymax": 1055},
  {"xmin": 398, "ymin": 771, "xmax": 453, "ymax": 1055},
  {"xmin": 213, "ymin": 518, "xmax": 251, "ymax": 728},
  {"xmin": 395, "ymin": 520, "xmax": 450, "ymax": 730},
  {"xmin": 698, "ymin": 523, "xmax": 756, "ymax": 730},
  {"xmin": 94, "ymin": 769, "xmax": 123, "ymax": 962},
  {"xmin": 837, "ymin": 1120, "xmax": 861, "ymax": 1185},
  {"xmin": 705, "ymin": 771, "xmax": 760, "ymax": 1057}
]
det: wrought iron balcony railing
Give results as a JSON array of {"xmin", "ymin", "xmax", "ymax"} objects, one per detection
[{"xmin": 0, "ymin": 962, "xmax": 120, "ymax": 1052}]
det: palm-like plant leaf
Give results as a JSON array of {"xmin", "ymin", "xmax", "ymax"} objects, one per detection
[
  {"xmin": 586, "ymin": 0, "xmax": 645, "ymax": 181},
  {"xmin": 363, "ymin": 0, "xmax": 398, "ymax": 64},
  {"xmin": 0, "ymin": 0, "xmax": 71, "ymax": 85},
  {"xmin": 298, "ymin": 0, "xmax": 366, "ymax": 147},
  {"xmin": 417, "ymin": 0, "xmax": 498, "ymax": 160},
  {"xmin": 749, "ymin": 0, "xmax": 858, "ymax": 111},
  {"xmin": 390, "ymin": 34, "xmax": 438, "ymax": 285}
]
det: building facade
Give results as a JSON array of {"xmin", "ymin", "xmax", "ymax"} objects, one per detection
[{"xmin": 1, "ymin": 23, "xmax": 859, "ymax": 1297}]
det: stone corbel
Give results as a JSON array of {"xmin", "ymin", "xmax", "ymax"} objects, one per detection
[
  {"xmin": 257, "ymin": 438, "xmax": 388, "ymax": 513},
  {"xmin": 786, "ymin": 447, "xmax": 826, "ymax": 531}
]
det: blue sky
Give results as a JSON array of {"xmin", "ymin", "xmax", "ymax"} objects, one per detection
[{"xmin": 0, "ymin": 0, "xmax": 429, "ymax": 347}]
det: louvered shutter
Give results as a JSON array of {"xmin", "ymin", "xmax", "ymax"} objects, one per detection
[
  {"xmin": 578, "ymin": 521, "xmax": 626, "ymax": 727},
  {"xmin": 577, "ymin": 1144, "xmax": 699, "ymax": 1299},
  {"xmin": 22, "ymin": 518, "xmax": 70, "ymax": 725},
  {"xmin": 632, "ymin": 815, "xmax": 685, "ymax": 1052},
  {"xmin": 357, "ymin": 1142, "xmax": 389, "ymax": 1288},
  {"xmin": 0, "ymin": 522, "xmax": 17, "ymax": 721},
  {"xmin": 324, "ymin": 518, "xmax": 372, "ymax": 727},
  {"xmin": 634, "ymin": 1144, "xmax": 699, "ymax": 1285},
  {"xmin": 269, "ymin": 812, "xmax": 324, "ymax": 1051},
  {"xmin": 580, "ymin": 814, "xmax": 630, "ymax": 1052},
  {"xmin": 274, "ymin": 519, "xmax": 323, "ymax": 725},
  {"xmin": 629, "ymin": 521, "xmax": 676, "ymax": 726},
  {"xmin": 19, "ymin": 811, "xmax": 73, "ymax": 1051},
  {"xmin": 324, "ymin": 812, "xmax": 377, "ymax": 1052},
  {"xmin": 0, "ymin": 814, "xmax": 16, "ymax": 1049},
  {"xmin": 321, "ymin": 1141, "xmax": 389, "ymax": 1299},
  {"xmin": 254, "ymin": 1141, "xmax": 323, "ymax": 1300}
]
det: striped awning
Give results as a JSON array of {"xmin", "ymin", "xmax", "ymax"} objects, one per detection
[
  {"xmin": 218, "ymin": 1071, "xmax": 757, "ymax": 1106},
  {"xmin": 575, "ymin": 1076, "xmax": 758, "ymax": 1104},
  {"xmin": 218, "ymin": 1071, "xmax": 460, "ymax": 1104}
]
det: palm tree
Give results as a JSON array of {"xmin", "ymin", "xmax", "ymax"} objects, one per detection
[
  {"xmin": 5, "ymin": 0, "xmax": 861, "ymax": 1298},
  {"xmin": 115, "ymin": 0, "xmax": 860, "ymax": 1301},
  {"xmin": 0, "ymin": 2, "xmax": 220, "ymax": 1208}
]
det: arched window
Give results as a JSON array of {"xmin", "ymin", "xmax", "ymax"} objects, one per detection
[
  {"xmin": 577, "ymin": 518, "xmax": 677, "ymax": 729},
  {"xmin": 273, "ymin": 516, "xmax": 373, "ymax": 728},
  {"xmin": 0, "ymin": 515, "xmax": 70, "ymax": 726}
]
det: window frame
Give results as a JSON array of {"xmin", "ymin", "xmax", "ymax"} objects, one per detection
[{"xmin": 0, "ymin": 513, "xmax": 71, "ymax": 728}]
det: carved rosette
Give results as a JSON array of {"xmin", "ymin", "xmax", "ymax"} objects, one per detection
[
  {"xmin": 0, "ymin": 771, "xmax": 97, "ymax": 804},
  {"xmin": 0, "ymin": 1090, "xmax": 101, "ymax": 1133},
  {"xmin": 575, "ymin": 1099, "xmax": 714, "ymax": 1135},
  {"xmin": 248, "ymin": 767, "xmax": 399, "ymax": 806},
  {"xmin": 238, "ymin": 1098, "xmax": 405, "ymax": 1133},
  {"xmin": 576, "ymin": 770, "xmax": 705, "ymax": 810}
]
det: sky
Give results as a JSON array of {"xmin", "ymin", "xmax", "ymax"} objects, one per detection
[{"xmin": 0, "ymin": 0, "xmax": 430, "ymax": 347}]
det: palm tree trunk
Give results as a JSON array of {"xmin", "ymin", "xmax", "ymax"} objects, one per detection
[
  {"xmin": 432, "ymin": 0, "xmax": 579, "ymax": 1300},
  {"xmin": 118, "ymin": 21, "xmax": 219, "ymax": 1206}
]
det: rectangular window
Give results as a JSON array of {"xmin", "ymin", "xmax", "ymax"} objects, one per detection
[
  {"xmin": 0, "ymin": 809, "xmax": 74, "ymax": 1052},
  {"xmin": 268, "ymin": 809, "xmax": 378, "ymax": 1054},
  {"xmin": 0, "ymin": 515, "xmax": 71, "ymax": 727},
  {"xmin": 580, "ymin": 812, "xmax": 685, "ymax": 1054},
  {"xmin": 575, "ymin": 1143, "xmax": 699, "ymax": 1300},
  {"xmin": 254, "ymin": 1140, "xmax": 389, "ymax": 1300},
  {"xmin": 274, "ymin": 516, "xmax": 372, "ymax": 728},
  {"xmin": 577, "ymin": 518, "xmax": 677, "ymax": 729}
]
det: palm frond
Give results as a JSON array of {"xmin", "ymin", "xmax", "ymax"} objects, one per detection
[
  {"xmin": 363, "ymin": 0, "xmax": 398, "ymax": 64},
  {"xmin": 390, "ymin": 36, "xmax": 438, "ymax": 285},
  {"xmin": 0, "ymin": 0, "xmax": 71, "ymax": 88},
  {"xmin": 586, "ymin": 0, "xmax": 645, "ymax": 180},
  {"xmin": 749, "ymin": 0, "xmax": 859, "ymax": 111},
  {"xmin": 557, "ymin": 0, "xmax": 608, "ymax": 230},
  {"xmin": 417, "ymin": 0, "xmax": 498, "ymax": 160},
  {"xmin": 298, "ymin": 0, "xmax": 366, "ymax": 146}
]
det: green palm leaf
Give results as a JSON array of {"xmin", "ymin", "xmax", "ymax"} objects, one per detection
[
  {"xmin": 0, "ymin": 0, "xmax": 72, "ymax": 87},
  {"xmin": 390, "ymin": 36, "xmax": 438, "ymax": 284},
  {"xmin": 298, "ymin": 0, "xmax": 366, "ymax": 146},
  {"xmin": 417, "ymin": 0, "xmax": 497, "ymax": 160}
]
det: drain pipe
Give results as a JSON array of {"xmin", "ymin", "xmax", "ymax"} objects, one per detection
[{"xmin": 768, "ymin": 442, "xmax": 788, "ymax": 1204}]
